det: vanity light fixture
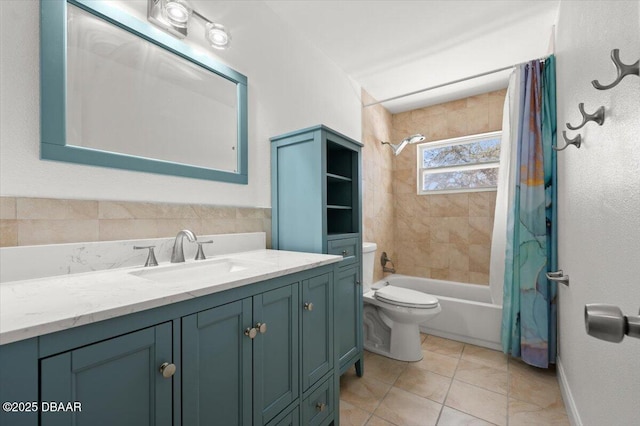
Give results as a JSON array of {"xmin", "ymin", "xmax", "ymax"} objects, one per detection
[{"xmin": 148, "ymin": 0, "xmax": 231, "ymax": 50}]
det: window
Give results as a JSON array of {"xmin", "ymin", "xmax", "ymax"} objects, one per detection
[{"xmin": 417, "ymin": 131, "xmax": 501, "ymax": 194}]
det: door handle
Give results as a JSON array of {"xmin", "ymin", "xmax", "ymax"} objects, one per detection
[{"xmin": 585, "ymin": 304, "xmax": 640, "ymax": 342}]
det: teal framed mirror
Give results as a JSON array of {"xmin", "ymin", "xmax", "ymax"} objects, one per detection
[{"xmin": 41, "ymin": 0, "xmax": 248, "ymax": 184}]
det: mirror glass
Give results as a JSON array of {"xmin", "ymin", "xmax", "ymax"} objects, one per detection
[{"xmin": 41, "ymin": 0, "xmax": 248, "ymax": 183}]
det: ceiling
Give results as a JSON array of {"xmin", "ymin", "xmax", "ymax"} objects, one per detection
[{"xmin": 263, "ymin": 0, "xmax": 560, "ymax": 113}]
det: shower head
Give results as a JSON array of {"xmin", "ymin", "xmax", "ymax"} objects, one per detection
[{"xmin": 381, "ymin": 134, "xmax": 426, "ymax": 156}]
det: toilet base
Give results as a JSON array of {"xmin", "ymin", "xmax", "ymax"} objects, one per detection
[{"xmin": 363, "ymin": 304, "xmax": 427, "ymax": 362}]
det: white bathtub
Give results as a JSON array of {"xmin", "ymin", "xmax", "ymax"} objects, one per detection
[{"xmin": 371, "ymin": 274, "xmax": 503, "ymax": 351}]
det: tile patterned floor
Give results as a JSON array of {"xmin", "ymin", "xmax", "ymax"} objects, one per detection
[{"xmin": 339, "ymin": 334, "xmax": 569, "ymax": 426}]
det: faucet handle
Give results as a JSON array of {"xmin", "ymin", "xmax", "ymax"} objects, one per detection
[
  {"xmin": 134, "ymin": 246, "xmax": 159, "ymax": 267},
  {"xmin": 195, "ymin": 240, "xmax": 213, "ymax": 261}
]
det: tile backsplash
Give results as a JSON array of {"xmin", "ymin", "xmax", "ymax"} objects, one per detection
[{"xmin": 0, "ymin": 197, "xmax": 271, "ymax": 248}]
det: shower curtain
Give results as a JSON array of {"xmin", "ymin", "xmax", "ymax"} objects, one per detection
[{"xmin": 499, "ymin": 56, "xmax": 557, "ymax": 368}]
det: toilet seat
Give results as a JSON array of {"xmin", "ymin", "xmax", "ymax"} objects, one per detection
[{"xmin": 374, "ymin": 286, "xmax": 439, "ymax": 309}]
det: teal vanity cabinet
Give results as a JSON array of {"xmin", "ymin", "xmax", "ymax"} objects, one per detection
[
  {"xmin": 40, "ymin": 323, "xmax": 174, "ymax": 426},
  {"xmin": 271, "ymin": 125, "xmax": 364, "ymax": 377},
  {"xmin": 0, "ymin": 265, "xmax": 338, "ymax": 426},
  {"xmin": 182, "ymin": 284, "xmax": 299, "ymax": 426}
]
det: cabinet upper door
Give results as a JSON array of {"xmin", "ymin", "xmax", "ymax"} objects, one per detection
[
  {"xmin": 40, "ymin": 323, "xmax": 173, "ymax": 426},
  {"xmin": 301, "ymin": 273, "xmax": 334, "ymax": 390},
  {"xmin": 182, "ymin": 299, "xmax": 253, "ymax": 426},
  {"xmin": 253, "ymin": 284, "xmax": 299, "ymax": 425}
]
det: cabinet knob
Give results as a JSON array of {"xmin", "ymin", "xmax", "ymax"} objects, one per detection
[
  {"xmin": 316, "ymin": 402, "xmax": 327, "ymax": 412},
  {"xmin": 244, "ymin": 327, "xmax": 257, "ymax": 339},
  {"xmin": 256, "ymin": 322, "xmax": 267, "ymax": 334},
  {"xmin": 159, "ymin": 362, "xmax": 176, "ymax": 379},
  {"xmin": 304, "ymin": 302, "xmax": 314, "ymax": 311},
  {"xmin": 355, "ymin": 280, "xmax": 361, "ymax": 286},
  {"xmin": 341, "ymin": 250, "xmax": 348, "ymax": 257}
]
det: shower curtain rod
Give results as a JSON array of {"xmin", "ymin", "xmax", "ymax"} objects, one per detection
[{"xmin": 363, "ymin": 55, "xmax": 549, "ymax": 108}]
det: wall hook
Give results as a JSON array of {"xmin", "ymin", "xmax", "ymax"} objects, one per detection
[
  {"xmin": 553, "ymin": 131, "xmax": 582, "ymax": 151},
  {"xmin": 566, "ymin": 103, "xmax": 605, "ymax": 130},
  {"xmin": 591, "ymin": 49, "xmax": 639, "ymax": 90}
]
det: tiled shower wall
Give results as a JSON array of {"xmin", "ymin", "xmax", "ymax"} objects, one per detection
[
  {"xmin": 361, "ymin": 89, "xmax": 395, "ymax": 283},
  {"xmin": 361, "ymin": 89, "xmax": 506, "ymax": 285},
  {"xmin": 391, "ymin": 89, "xmax": 506, "ymax": 285},
  {"xmin": 0, "ymin": 197, "xmax": 271, "ymax": 248}
]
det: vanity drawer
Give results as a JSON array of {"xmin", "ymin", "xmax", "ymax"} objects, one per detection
[
  {"xmin": 302, "ymin": 377, "xmax": 333, "ymax": 426},
  {"xmin": 327, "ymin": 237, "xmax": 359, "ymax": 266}
]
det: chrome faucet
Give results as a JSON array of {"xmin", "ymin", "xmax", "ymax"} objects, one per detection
[{"xmin": 171, "ymin": 229, "xmax": 197, "ymax": 263}]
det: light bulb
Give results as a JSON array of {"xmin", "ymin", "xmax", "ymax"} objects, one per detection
[
  {"xmin": 206, "ymin": 22, "xmax": 231, "ymax": 50},
  {"xmin": 163, "ymin": 0, "xmax": 192, "ymax": 28}
]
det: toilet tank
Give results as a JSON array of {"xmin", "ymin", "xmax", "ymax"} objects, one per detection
[{"xmin": 362, "ymin": 242, "xmax": 378, "ymax": 287}]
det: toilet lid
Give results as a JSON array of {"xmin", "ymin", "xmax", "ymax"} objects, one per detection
[{"xmin": 374, "ymin": 286, "xmax": 439, "ymax": 309}]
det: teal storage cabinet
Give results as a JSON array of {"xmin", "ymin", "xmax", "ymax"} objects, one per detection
[
  {"xmin": 271, "ymin": 125, "xmax": 364, "ymax": 377},
  {"xmin": 0, "ymin": 265, "xmax": 338, "ymax": 426}
]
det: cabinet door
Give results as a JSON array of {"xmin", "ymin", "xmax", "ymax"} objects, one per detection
[
  {"xmin": 336, "ymin": 266, "xmax": 361, "ymax": 372},
  {"xmin": 253, "ymin": 284, "xmax": 299, "ymax": 425},
  {"xmin": 301, "ymin": 273, "xmax": 333, "ymax": 390},
  {"xmin": 182, "ymin": 299, "xmax": 253, "ymax": 426},
  {"xmin": 40, "ymin": 323, "xmax": 173, "ymax": 426}
]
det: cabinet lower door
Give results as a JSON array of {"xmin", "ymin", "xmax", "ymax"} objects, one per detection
[
  {"xmin": 253, "ymin": 284, "xmax": 299, "ymax": 425},
  {"xmin": 301, "ymin": 273, "xmax": 333, "ymax": 390},
  {"xmin": 182, "ymin": 299, "xmax": 253, "ymax": 426},
  {"xmin": 336, "ymin": 266, "xmax": 361, "ymax": 372},
  {"xmin": 40, "ymin": 323, "xmax": 173, "ymax": 426}
]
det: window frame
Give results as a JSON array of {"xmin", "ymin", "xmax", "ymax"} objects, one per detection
[{"xmin": 416, "ymin": 130, "xmax": 502, "ymax": 195}]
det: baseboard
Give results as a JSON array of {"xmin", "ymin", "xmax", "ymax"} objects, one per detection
[{"xmin": 557, "ymin": 356, "xmax": 583, "ymax": 426}]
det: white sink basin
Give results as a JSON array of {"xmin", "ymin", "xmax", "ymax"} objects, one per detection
[{"xmin": 130, "ymin": 258, "xmax": 267, "ymax": 284}]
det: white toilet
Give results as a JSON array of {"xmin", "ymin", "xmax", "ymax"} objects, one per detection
[{"xmin": 361, "ymin": 242, "xmax": 441, "ymax": 362}]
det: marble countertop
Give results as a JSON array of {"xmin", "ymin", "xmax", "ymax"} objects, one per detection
[{"xmin": 0, "ymin": 249, "xmax": 342, "ymax": 345}]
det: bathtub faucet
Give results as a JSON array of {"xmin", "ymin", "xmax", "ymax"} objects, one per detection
[{"xmin": 380, "ymin": 252, "xmax": 396, "ymax": 273}]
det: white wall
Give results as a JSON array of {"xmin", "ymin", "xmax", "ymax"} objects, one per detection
[
  {"xmin": 555, "ymin": 1, "xmax": 640, "ymax": 425},
  {"xmin": 0, "ymin": 0, "xmax": 361, "ymax": 207}
]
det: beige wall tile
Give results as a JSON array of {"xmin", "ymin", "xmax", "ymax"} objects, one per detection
[
  {"xmin": 466, "ymin": 106, "xmax": 490, "ymax": 134},
  {"xmin": 155, "ymin": 219, "xmax": 204, "ymax": 238},
  {"xmin": 0, "ymin": 220, "xmax": 18, "ymax": 247},
  {"xmin": 467, "ymin": 93, "xmax": 489, "ymax": 109},
  {"xmin": 193, "ymin": 205, "xmax": 237, "ymax": 220},
  {"xmin": 470, "ymin": 272, "xmax": 490, "ymax": 285},
  {"xmin": 469, "ymin": 192, "xmax": 495, "ymax": 217},
  {"xmin": 201, "ymin": 219, "xmax": 237, "ymax": 234},
  {"xmin": 0, "ymin": 197, "xmax": 17, "ymax": 219},
  {"xmin": 448, "ymin": 269, "xmax": 470, "ymax": 283},
  {"xmin": 19, "ymin": 219, "xmax": 99, "ymax": 245},
  {"xmin": 236, "ymin": 207, "xmax": 265, "ymax": 219},
  {"xmin": 469, "ymin": 244, "xmax": 491, "ymax": 273},
  {"xmin": 469, "ymin": 217, "xmax": 493, "ymax": 246},
  {"xmin": 18, "ymin": 198, "xmax": 97, "ymax": 220},
  {"xmin": 98, "ymin": 219, "xmax": 159, "ymax": 241},
  {"xmin": 99, "ymin": 201, "xmax": 159, "ymax": 219}
]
